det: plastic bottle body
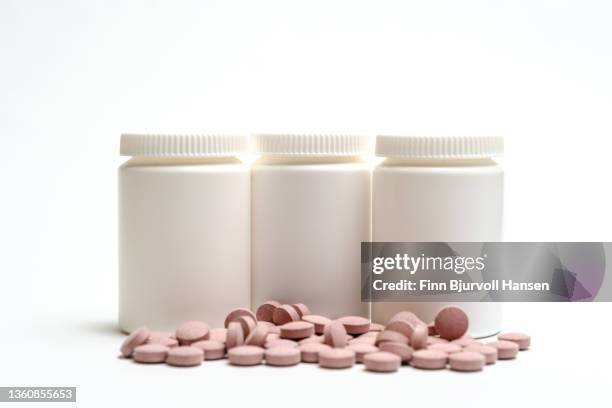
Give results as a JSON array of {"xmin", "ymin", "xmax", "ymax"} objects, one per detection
[
  {"xmin": 372, "ymin": 158, "xmax": 503, "ymax": 337},
  {"xmin": 251, "ymin": 156, "xmax": 371, "ymax": 318},
  {"xmin": 118, "ymin": 157, "xmax": 250, "ymax": 332}
]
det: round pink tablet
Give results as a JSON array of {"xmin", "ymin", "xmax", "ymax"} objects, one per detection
[
  {"xmin": 349, "ymin": 335, "xmax": 376, "ymax": 346},
  {"xmin": 428, "ymin": 342, "xmax": 463, "ymax": 354},
  {"xmin": 411, "ymin": 349, "xmax": 448, "ymax": 369},
  {"xmin": 375, "ymin": 330, "xmax": 409, "ymax": 346},
  {"xmin": 120, "ymin": 326, "xmax": 150, "ymax": 357},
  {"xmin": 389, "ymin": 311, "xmax": 424, "ymax": 327},
  {"xmin": 290, "ymin": 303, "xmax": 311, "ymax": 318},
  {"xmin": 226, "ymin": 321, "xmax": 245, "ymax": 350},
  {"xmin": 498, "ymin": 332, "xmax": 530, "ymax": 350},
  {"xmin": 147, "ymin": 331, "xmax": 175, "ymax": 342},
  {"xmin": 434, "ymin": 306, "xmax": 469, "ymax": 340},
  {"xmin": 337, "ymin": 316, "xmax": 371, "ymax": 335},
  {"xmin": 427, "ymin": 336, "xmax": 448, "ymax": 345},
  {"xmin": 369, "ymin": 323, "xmax": 385, "ymax": 332},
  {"xmin": 299, "ymin": 343, "xmax": 332, "ymax": 363},
  {"xmin": 133, "ymin": 344, "xmax": 169, "ymax": 363},
  {"xmin": 347, "ymin": 343, "xmax": 378, "ymax": 363},
  {"xmin": 147, "ymin": 335, "xmax": 178, "ymax": 348},
  {"xmin": 265, "ymin": 333, "xmax": 281, "ymax": 342},
  {"xmin": 209, "ymin": 328, "xmax": 227, "ymax": 343},
  {"xmin": 302, "ymin": 314, "xmax": 332, "ymax": 334},
  {"xmin": 378, "ymin": 341, "xmax": 414, "ymax": 363},
  {"xmin": 449, "ymin": 351, "xmax": 485, "ymax": 372},
  {"xmin": 175, "ymin": 321, "xmax": 210, "ymax": 345},
  {"xmin": 256, "ymin": 300, "xmax": 281, "ymax": 322},
  {"xmin": 451, "ymin": 336, "xmax": 481, "ymax": 348},
  {"xmin": 264, "ymin": 339, "xmax": 298, "ymax": 349},
  {"xmin": 323, "ymin": 321, "xmax": 348, "ymax": 348},
  {"xmin": 299, "ymin": 335, "xmax": 324, "ymax": 345},
  {"xmin": 191, "ymin": 340, "xmax": 226, "ymax": 360},
  {"xmin": 464, "ymin": 344, "xmax": 498, "ymax": 364},
  {"xmin": 245, "ymin": 325, "xmax": 269, "ymax": 347},
  {"xmin": 280, "ymin": 321, "xmax": 315, "ymax": 340},
  {"xmin": 272, "ymin": 304, "xmax": 301, "ymax": 325},
  {"xmin": 165, "ymin": 346, "xmax": 204, "ymax": 367},
  {"xmin": 235, "ymin": 315, "xmax": 257, "ymax": 338},
  {"xmin": 319, "ymin": 348, "xmax": 356, "ymax": 369},
  {"xmin": 386, "ymin": 319, "xmax": 415, "ymax": 338},
  {"xmin": 487, "ymin": 340, "xmax": 519, "ymax": 359},
  {"xmin": 228, "ymin": 345, "xmax": 264, "ymax": 366},
  {"xmin": 265, "ymin": 346, "xmax": 301, "ymax": 366},
  {"xmin": 411, "ymin": 324, "xmax": 428, "ymax": 350},
  {"xmin": 224, "ymin": 308, "xmax": 257, "ymax": 328},
  {"xmin": 364, "ymin": 352, "xmax": 402, "ymax": 373}
]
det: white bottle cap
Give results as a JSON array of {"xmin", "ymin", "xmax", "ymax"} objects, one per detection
[
  {"xmin": 120, "ymin": 134, "xmax": 249, "ymax": 157},
  {"xmin": 252, "ymin": 134, "xmax": 372, "ymax": 157},
  {"xmin": 376, "ymin": 135, "xmax": 503, "ymax": 159}
]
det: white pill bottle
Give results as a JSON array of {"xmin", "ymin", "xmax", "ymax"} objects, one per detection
[
  {"xmin": 251, "ymin": 134, "xmax": 371, "ymax": 318},
  {"xmin": 372, "ymin": 136, "xmax": 504, "ymax": 338},
  {"xmin": 118, "ymin": 134, "xmax": 250, "ymax": 332}
]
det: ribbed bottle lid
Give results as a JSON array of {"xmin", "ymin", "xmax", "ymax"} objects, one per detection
[
  {"xmin": 376, "ymin": 135, "xmax": 503, "ymax": 159},
  {"xmin": 252, "ymin": 134, "xmax": 371, "ymax": 156},
  {"xmin": 120, "ymin": 134, "xmax": 249, "ymax": 157}
]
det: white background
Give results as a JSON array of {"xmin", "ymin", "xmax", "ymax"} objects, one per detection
[{"xmin": 1, "ymin": 0, "xmax": 611, "ymax": 407}]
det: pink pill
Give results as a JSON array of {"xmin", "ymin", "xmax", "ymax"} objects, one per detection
[
  {"xmin": 449, "ymin": 351, "xmax": 485, "ymax": 372},
  {"xmin": 369, "ymin": 323, "xmax": 385, "ymax": 332},
  {"xmin": 375, "ymin": 330, "xmax": 409, "ymax": 346},
  {"xmin": 487, "ymin": 340, "xmax": 519, "ymax": 359},
  {"xmin": 301, "ymin": 315, "xmax": 332, "ymax": 334},
  {"xmin": 165, "ymin": 346, "xmax": 204, "ymax": 367},
  {"xmin": 378, "ymin": 341, "xmax": 414, "ymax": 363},
  {"xmin": 191, "ymin": 340, "xmax": 226, "ymax": 360},
  {"xmin": 256, "ymin": 300, "xmax": 281, "ymax": 322},
  {"xmin": 323, "ymin": 321, "xmax": 348, "ymax": 348},
  {"xmin": 235, "ymin": 315, "xmax": 257, "ymax": 338},
  {"xmin": 147, "ymin": 336, "xmax": 179, "ymax": 348},
  {"xmin": 264, "ymin": 339, "xmax": 298, "ymax": 349},
  {"xmin": 349, "ymin": 336, "xmax": 376, "ymax": 346},
  {"xmin": 120, "ymin": 326, "xmax": 150, "ymax": 357},
  {"xmin": 148, "ymin": 331, "xmax": 175, "ymax": 341},
  {"xmin": 265, "ymin": 346, "xmax": 301, "ymax": 366},
  {"xmin": 411, "ymin": 349, "xmax": 448, "ymax": 369},
  {"xmin": 389, "ymin": 311, "xmax": 424, "ymax": 327},
  {"xmin": 299, "ymin": 335, "xmax": 324, "ymax": 345},
  {"xmin": 175, "ymin": 321, "xmax": 210, "ymax": 346},
  {"xmin": 226, "ymin": 321, "xmax": 245, "ymax": 350},
  {"xmin": 228, "ymin": 345, "xmax": 264, "ymax": 366},
  {"xmin": 427, "ymin": 336, "xmax": 448, "ymax": 345},
  {"xmin": 386, "ymin": 319, "xmax": 415, "ymax": 338},
  {"xmin": 337, "ymin": 316, "xmax": 371, "ymax": 335},
  {"xmin": 267, "ymin": 325, "xmax": 281, "ymax": 335},
  {"xmin": 364, "ymin": 351, "xmax": 402, "ymax": 373},
  {"xmin": 209, "ymin": 328, "xmax": 228, "ymax": 343},
  {"xmin": 319, "ymin": 348, "xmax": 356, "ymax": 369},
  {"xmin": 428, "ymin": 342, "xmax": 463, "ymax": 354},
  {"xmin": 464, "ymin": 344, "xmax": 498, "ymax": 365},
  {"xmin": 133, "ymin": 344, "xmax": 169, "ymax": 363},
  {"xmin": 410, "ymin": 324, "xmax": 428, "ymax": 350},
  {"xmin": 498, "ymin": 332, "xmax": 530, "ymax": 350},
  {"xmin": 245, "ymin": 325, "xmax": 269, "ymax": 347},
  {"xmin": 451, "ymin": 336, "xmax": 481, "ymax": 348},
  {"xmin": 265, "ymin": 333, "xmax": 281, "ymax": 342},
  {"xmin": 280, "ymin": 321, "xmax": 315, "ymax": 340},
  {"xmin": 290, "ymin": 303, "xmax": 311, "ymax": 318},
  {"xmin": 434, "ymin": 306, "xmax": 469, "ymax": 341},
  {"xmin": 272, "ymin": 304, "xmax": 301, "ymax": 325},
  {"xmin": 299, "ymin": 343, "xmax": 332, "ymax": 363},
  {"xmin": 224, "ymin": 308, "xmax": 257, "ymax": 328},
  {"xmin": 347, "ymin": 343, "xmax": 378, "ymax": 363}
]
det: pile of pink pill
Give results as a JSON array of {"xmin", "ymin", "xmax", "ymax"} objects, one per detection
[{"xmin": 119, "ymin": 301, "xmax": 530, "ymax": 373}]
